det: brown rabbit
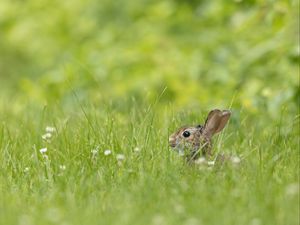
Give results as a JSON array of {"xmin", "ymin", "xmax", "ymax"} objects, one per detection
[{"xmin": 169, "ymin": 109, "xmax": 231, "ymax": 161}]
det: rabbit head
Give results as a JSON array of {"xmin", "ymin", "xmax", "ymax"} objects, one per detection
[{"xmin": 169, "ymin": 109, "xmax": 231, "ymax": 160}]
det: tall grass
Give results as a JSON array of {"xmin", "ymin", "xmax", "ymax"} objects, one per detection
[{"xmin": 0, "ymin": 98, "xmax": 298, "ymax": 225}]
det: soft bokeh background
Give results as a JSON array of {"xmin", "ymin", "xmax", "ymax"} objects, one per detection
[{"xmin": 0, "ymin": 0, "xmax": 299, "ymax": 117}]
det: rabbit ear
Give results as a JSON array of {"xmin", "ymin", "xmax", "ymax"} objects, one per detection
[
  {"xmin": 203, "ymin": 109, "xmax": 231, "ymax": 138},
  {"xmin": 215, "ymin": 110, "xmax": 231, "ymax": 133}
]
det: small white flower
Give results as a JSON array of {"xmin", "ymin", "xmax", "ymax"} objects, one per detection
[
  {"xmin": 116, "ymin": 154, "xmax": 125, "ymax": 161},
  {"xmin": 59, "ymin": 165, "xmax": 66, "ymax": 170},
  {"xmin": 195, "ymin": 157, "xmax": 206, "ymax": 165},
  {"xmin": 133, "ymin": 147, "xmax": 140, "ymax": 153},
  {"xmin": 231, "ymin": 156, "xmax": 241, "ymax": 164},
  {"xmin": 24, "ymin": 167, "xmax": 30, "ymax": 173},
  {"xmin": 40, "ymin": 147, "xmax": 47, "ymax": 154},
  {"xmin": 42, "ymin": 133, "xmax": 52, "ymax": 140},
  {"xmin": 104, "ymin": 149, "xmax": 112, "ymax": 156},
  {"xmin": 46, "ymin": 126, "xmax": 56, "ymax": 133},
  {"xmin": 207, "ymin": 161, "xmax": 215, "ymax": 166}
]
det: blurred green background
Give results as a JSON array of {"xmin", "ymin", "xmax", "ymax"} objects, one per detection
[{"xmin": 0, "ymin": 0, "xmax": 299, "ymax": 117}]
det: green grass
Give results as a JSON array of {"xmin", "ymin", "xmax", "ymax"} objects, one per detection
[
  {"xmin": 0, "ymin": 0, "xmax": 299, "ymax": 224},
  {"xmin": 0, "ymin": 99, "xmax": 298, "ymax": 225}
]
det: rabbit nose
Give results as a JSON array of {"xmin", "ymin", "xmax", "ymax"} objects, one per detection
[{"xmin": 169, "ymin": 137, "xmax": 176, "ymax": 147}]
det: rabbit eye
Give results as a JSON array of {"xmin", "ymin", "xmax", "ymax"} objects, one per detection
[{"xmin": 182, "ymin": 131, "xmax": 190, "ymax": 138}]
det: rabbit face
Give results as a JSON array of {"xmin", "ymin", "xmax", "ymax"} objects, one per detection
[
  {"xmin": 169, "ymin": 125, "xmax": 204, "ymax": 156},
  {"xmin": 169, "ymin": 109, "xmax": 231, "ymax": 161}
]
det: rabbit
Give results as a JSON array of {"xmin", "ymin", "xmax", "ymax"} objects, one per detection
[{"xmin": 169, "ymin": 109, "xmax": 231, "ymax": 162}]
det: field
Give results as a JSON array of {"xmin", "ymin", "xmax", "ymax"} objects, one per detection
[{"xmin": 0, "ymin": 1, "xmax": 299, "ymax": 225}]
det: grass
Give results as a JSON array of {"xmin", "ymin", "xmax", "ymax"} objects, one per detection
[
  {"xmin": 0, "ymin": 1, "xmax": 298, "ymax": 224},
  {"xmin": 0, "ymin": 98, "xmax": 298, "ymax": 225}
]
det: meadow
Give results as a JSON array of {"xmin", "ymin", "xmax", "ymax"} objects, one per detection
[{"xmin": 0, "ymin": 0, "xmax": 299, "ymax": 225}]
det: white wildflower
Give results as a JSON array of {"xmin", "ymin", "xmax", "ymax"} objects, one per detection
[
  {"xmin": 207, "ymin": 161, "xmax": 215, "ymax": 166},
  {"xmin": 46, "ymin": 126, "xmax": 56, "ymax": 133},
  {"xmin": 59, "ymin": 165, "xmax": 66, "ymax": 170},
  {"xmin": 24, "ymin": 167, "xmax": 30, "ymax": 173},
  {"xmin": 195, "ymin": 157, "xmax": 206, "ymax": 165},
  {"xmin": 116, "ymin": 154, "xmax": 125, "ymax": 161},
  {"xmin": 231, "ymin": 156, "xmax": 241, "ymax": 164},
  {"xmin": 133, "ymin": 147, "xmax": 140, "ymax": 153},
  {"xmin": 104, "ymin": 149, "xmax": 112, "ymax": 156},
  {"xmin": 42, "ymin": 133, "xmax": 52, "ymax": 140},
  {"xmin": 39, "ymin": 147, "xmax": 47, "ymax": 154}
]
